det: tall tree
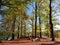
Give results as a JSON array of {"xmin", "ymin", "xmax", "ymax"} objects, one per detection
[
  {"xmin": 35, "ymin": 2, "xmax": 37, "ymax": 38},
  {"xmin": 17, "ymin": 25, "xmax": 19, "ymax": 38},
  {"xmin": 39, "ymin": 16, "xmax": 42, "ymax": 38},
  {"xmin": 49, "ymin": 0, "xmax": 55, "ymax": 41},
  {"xmin": 11, "ymin": 15, "xmax": 16, "ymax": 40}
]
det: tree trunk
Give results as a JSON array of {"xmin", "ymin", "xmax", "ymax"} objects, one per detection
[
  {"xmin": 49, "ymin": 0, "xmax": 55, "ymax": 41},
  {"xmin": 35, "ymin": 2, "xmax": 37, "ymax": 38},
  {"xmin": 39, "ymin": 17, "xmax": 42, "ymax": 38},
  {"xmin": 17, "ymin": 16, "xmax": 20, "ymax": 38},
  {"xmin": 21, "ymin": 19, "xmax": 22, "ymax": 38},
  {"xmin": 17, "ymin": 25, "xmax": 19, "ymax": 38},
  {"xmin": 24, "ymin": 19, "xmax": 26, "ymax": 37},
  {"xmin": 0, "ymin": 0, "xmax": 1, "ymax": 6},
  {"xmin": 11, "ymin": 15, "xmax": 16, "ymax": 40},
  {"xmin": 32, "ymin": 20, "xmax": 33, "ymax": 37},
  {"xmin": 24, "ymin": 22, "xmax": 26, "ymax": 38}
]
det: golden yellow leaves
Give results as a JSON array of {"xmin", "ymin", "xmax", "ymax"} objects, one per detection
[
  {"xmin": 9, "ymin": 0, "xmax": 15, "ymax": 5},
  {"xmin": 57, "ymin": 32, "xmax": 60, "ymax": 38},
  {"xmin": 36, "ymin": 0, "xmax": 41, "ymax": 2},
  {"xmin": 37, "ymin": 30, "xmax": 40, "ymax": 32},
  {"xmin": 17, "ymin": 6, "xmax": 21, "ymax": 10},
  {"xmin": 45, "ymin": 6, "xmax": 50, "ymax": 11}
]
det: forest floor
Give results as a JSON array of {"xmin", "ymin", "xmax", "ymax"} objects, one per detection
[{"xmin": 0, "ymin": 36, "xmax": 60, "ymax": 45}]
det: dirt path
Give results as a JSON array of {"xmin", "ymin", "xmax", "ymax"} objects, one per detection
[{"xmin": 0, "ymin": 38, "xmax": 60, "ymax": 45}]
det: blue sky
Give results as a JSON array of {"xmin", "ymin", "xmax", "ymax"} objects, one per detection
[
  {"xmin": 26, "ymin": 5, "xmax": 33, "ymax": 16},
  {"xmin": 26, "ymin": 2, "xmax": 35, "ymax": 16}
]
